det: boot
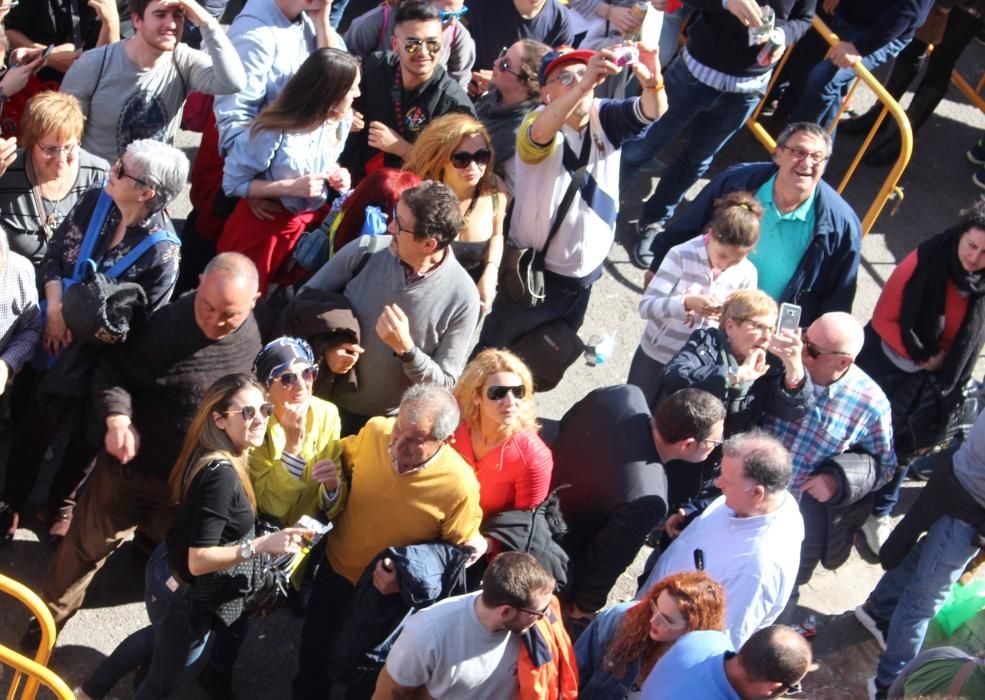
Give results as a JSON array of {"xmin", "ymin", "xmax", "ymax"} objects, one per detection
[
  {"xmin": 864, "ymin": 87, "xmax": 946, "ymax": 167},
  {"xmin": 841, "ymin": 44, "xmax": 927, "ymax": 135}
]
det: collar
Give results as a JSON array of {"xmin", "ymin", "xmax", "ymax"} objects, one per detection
[
  {"xmin": 757, "ymin": 174, "xmax": 815, "ymax": 222},
  {"xmin": 389, "ymin": 443, "xmax": 445, "ymax": 476},
  {"xmin": 400, "ymin": 247, "xmax": 448, "ymax": 283}
]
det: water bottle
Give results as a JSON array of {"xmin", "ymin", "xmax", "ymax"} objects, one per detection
[{"xmin": 585, "ymin": 331, "xmax": 617, "ymax": 366}]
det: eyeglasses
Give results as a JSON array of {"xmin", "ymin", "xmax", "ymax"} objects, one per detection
[
  {"xmin": 450, "ymin": 148, "xmax": 491, "ymax": 169},
  {"xmin": 37, "ymin": 142, "xmax": 79, "ymax": 159},
  {"xmin": 804, "ymin": 339, "xmax": 850, "ymax": 360},
  {"xmin": 224, "ymin": 403, "xmax": 275, "ymax": 422},
  {"xmin": 779, "ymin": 145, "xmax": 829, "ymax": 165},
  {"xmin": 440, "ymin": 6, "xmax": 468, "ymax": 23},
  {"xmin": 516, "ymin": 600, "xmax": 551, "ymax": 618},
  {"xmin": 398, "ymin": 37, "xmax": 441, "ymax": 56},
  {"xmin": 736, "ymin": 318, "xmax": 774, "ymax": 335},
  {"xmin": 545, "ymin": 69, "xmax": 586, "ymax": 88},
  {"xmin": 495, "ymin": 48, "xmax": 524, "ymax": 78},
  {"xmin": 486, "ymin": 384, "xmax": 526, "ymax": 401},
  {"xmin": 390, "ymin": 207, "xmax": 417, "ymax": 237},
  {"xmin": 701, "ymin": 438, "xmax": 724, "ymax": 448},
  {"xmin": 114, "ymin": 159, "xmax": 149, "ymax": 187},
  {"xmin": 272, "ymin": 365, "xmax": 318, "ymax": 388},
  {"xmin": 649, "ymin": 599, "xmax": 687, "ymax": 628}
]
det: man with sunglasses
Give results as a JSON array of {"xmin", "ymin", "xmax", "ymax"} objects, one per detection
[
  {"xmin": 466, "ymin": 0, "xmax": 573, "ymax": 77},
  {"xmin": 340, "ymin": 0, "xmax": 474, "ymax": 178},
  {"xmin": 645, "ymin": 123, "xmax": 862, "ymax": 330},
  {"xmin": 33, "ymin": 253, "xmax": 262, "ymax": 632},
  {"xmin": 375, "ymin": 552, "xmax": 559, "ymax": 700}
]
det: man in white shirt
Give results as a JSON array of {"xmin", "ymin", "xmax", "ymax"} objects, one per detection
[
  {"xmin": 373, "ymin": 552, "xmax": 556, "ymax": 700},
  {"xmin": 637, "ymin": 431, "xmax": 804, "ymax": 647}
]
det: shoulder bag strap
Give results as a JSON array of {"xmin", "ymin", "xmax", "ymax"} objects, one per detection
[
  {"xmin": 71, "ymin": 188, "xmax": 114, "ymax": 281},
  {"xmin": 85, "ymin": 46, "xmax": 110, "ymax": 122},
  {"xmin": 947, "ymin": 659, "xmax": 983, "ymax": 696},
  {"xmin": 533, "ymin": 129, "xmax": 592, "ymax": 270},
  {"xmin": 378, "ymin": 4, "xmax": 390, "ymax": 48},
  {"xmin": 104, "ymin": 230, "xmax": 181, "ymax": 279}
]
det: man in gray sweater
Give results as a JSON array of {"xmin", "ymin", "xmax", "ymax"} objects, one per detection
[{"xmin": 302, "ymin": 180, "xmax": 480, "ymax": 435}]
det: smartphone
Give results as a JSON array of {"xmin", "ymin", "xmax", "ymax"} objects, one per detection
[
  {"xmin": 41, "ymin": 44, "xmax": 55, "ymax": 60},
  {"xmin": 776, "ymin": 302, "xmax": 802, "ymax": 335}
]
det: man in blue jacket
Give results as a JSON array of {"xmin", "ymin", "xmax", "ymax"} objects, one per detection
[{"xmin": 646, "ymin": 122, "xmax": 861, "ymax": 328}]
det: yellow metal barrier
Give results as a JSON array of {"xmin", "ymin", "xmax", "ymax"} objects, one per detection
[
  {"xmin": 952, "ymin": 68, "xmax": 985, "ymax": 115},
  {"xmin": 746, "ymin": 15, "xmax": 913, "ymax": 236},
  {"xmin": 0, "ymin": 573, "xmax": 70, "ymax": 700}
]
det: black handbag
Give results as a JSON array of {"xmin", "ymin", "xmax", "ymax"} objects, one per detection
[
  {"xmin": 510, "ymin": 318, "xmax": 584, "ymax": 392},
  {"xmin": 500, "ymin": 133, "xmax": 592, "ymax": 308},
  {"xmin": 892, "ymin": 373, "xmax": 983, "ymax": 463}
]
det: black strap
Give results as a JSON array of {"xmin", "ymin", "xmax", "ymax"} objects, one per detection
[
  {"xmin": 533, "ymin": 129, "xmax": 592, "ymax": 271},
  {"xmin": 85, "ymin": 46, "xmax": 109, "ymax": 122}
]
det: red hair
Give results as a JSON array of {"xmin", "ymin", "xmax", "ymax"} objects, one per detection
[{"xmin": 333, "ymin": 169, "xmax": 422, "ymax": 252}]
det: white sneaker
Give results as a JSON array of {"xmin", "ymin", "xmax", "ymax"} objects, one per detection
[
  {"xmin": 73, "ymin": 688, "xmax": 93, "ymax": 700},
  {"xmin": 855, "ymin": 604, "xmax": 888, "ymax": 651},
  {"xmin": 861, "ymin": 515, "xmax": 894, "ymax": 555}
]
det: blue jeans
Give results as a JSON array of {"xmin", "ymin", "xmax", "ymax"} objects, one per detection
[
  {"xmin": 329, "ymin": 0, "xmax": 349, "ymax": 29},
  {"xmin": 621, "ymin": 56, "xmax": 762, "ymax": 229},
  {"xmin": 869, "ymin": 515, "xmax": 980, "ymax": 687},
  {"xmin": 82, "ymin": 544, "xmax": 213, "ymax": 699}
]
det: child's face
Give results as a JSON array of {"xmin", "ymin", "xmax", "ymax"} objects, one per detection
[{"xmin": 706, "ymin": 237, "xmax": 753, "ymax": 272}]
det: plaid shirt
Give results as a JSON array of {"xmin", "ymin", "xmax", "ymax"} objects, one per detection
[
  {"xmin": 0, "ymin": 250, "xmax": 42, "ymax": 374},
  {"xmin": 762, "ymin": 364, "xmax": 897, "ymax": 498}
]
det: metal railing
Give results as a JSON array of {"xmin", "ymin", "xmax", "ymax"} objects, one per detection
[
  {"xmin": 746, "ymin": 15, "xmax": 913, "ymax": 235},
  {"xmin": 1, "ymin": 573, "xmax": 72, "ymax": 700},
  {"xmin": 952, "ymin": 67, "xmax": 985, "ymax": 115}
]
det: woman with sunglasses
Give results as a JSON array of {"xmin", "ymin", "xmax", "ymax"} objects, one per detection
[
  {"xmin": 249, "ymin": 337, "xmax": 346, "ymax": 527},
  {"xmin": 74, "ymin": 374, "xmax": 313, "ymax": 700},
  {"xmin": 0, "ymin": 137, "xmax": 185, "ymax": 545},
  {"xmin": 404, "ymin": 114, "xmax": 508, "ymax": 313},
  {"xmin": 575, "ymin": 571, "xmax": 725, "ymax": 699},
  {"xmin": 219, "ymin": 48, "xmax": 360, "ymax": 294},
  {"xmin": 450, "ymin": 349, "xmax": 553, "ymax": 521}
]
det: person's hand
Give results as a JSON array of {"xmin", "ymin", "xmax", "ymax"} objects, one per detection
[
  {"xmin": 643, "ymin": 269, "xmax": 655, "ymax": 287},
  {"xmin": 608, "ymin": 5, "xmax": 644, "ymax": 33},
  {"xmin": 279, "ymin": 401, "xmax": 307, "ymax": 454},
  {"xmin": 0, "ymin": 137, "xmax": 17, "ymax": 178},
  {"xmin": 477, "ymin": 267, "xmax": 498, "ymax": 314},
  {"xmin": 826, "ymin": 41, "xmax": 861, "ymax": 69},
  {"xmin": 373, "ymin": 557, "xmax": 400, "ymax": 595},
  {"xmin": 802, "ymin": 473, "xmax": 839, "ymax": 503},
  {"xmin": 367, "ymin": 121, "xmax": 404, "ymax": 155},
  {"xmin": 287, "ymin": 174, "xmax": 331, "ymax": 199},
  {"xmin": 325, "ymin": 165, "xmax": 351, "ymax": 193},
  {"xmin": 246, "ymin": 197, "xmax": 283, "ymax": 221},
  {"xmin": 0, "ymin": 361, "xmax": 9, "ymax": 396},
  {"xmin": 88, "ymin": 0, "xmax": 120, "ymax": 25},
  {"xmin": 464, "ymin": 533, "xmax": 488, "ymax": 566},
  {"xmin": 105, "ymin": 415, "xmax": 140, "ymax": 464},
  {"xmin": 664, "ymin": 508, "xmax": 686, "ymax": 539},
  {"xmin": 734, "ymin": 347, "xmax": 769, "ymax": 384},
  {"xmin": 43, "ymin": 303, "xmax": 73, "ymax": 356},
  {"xmin": 310, "ymin": 458, "xmax": 339, "ymax": 492},
  {"xmin": 684, "ymin": 294, "xmax": 723, "ymax": 320},
  {"xmin": 468, "ymin": 69, "xmax": 492, "ymax": 98},
  {"xmin": 160, "ymin": 0, "xmax": 212, "ymax": 26},
  {"xmin": 255, "ymin": 526, "xmax": 316, "ymax": 556},
  {"xmin": 921, "ymin": 349, "xmax": 947, "ymax": 372},
  {"xmin": 768, "ymin": 328, "xmax": 805, "ymax": 384},
  {"xmin": 351, "ymin": 110, "xmax": 365, "ymax": 132},
  {"xmin": 324, "ymin": 342, "xmax": 364, "ymax": 375},
  {"xmin": 822, "ymin": 0, "xmax": 840, "ymax": 13},
  {"xmin": 1, "ymin": 56, "xmax": 44, "ymax": 97},
  {"xmin": 726, "ymin": 0, "xmax": 763, "ymax": 27},
  {"xmin": 375, "ymin": 303, "xmax": 414, "ymax": 355},
  {"xmin": 583, "ymin": 49, "xmax": 622, "ymax": 91}
]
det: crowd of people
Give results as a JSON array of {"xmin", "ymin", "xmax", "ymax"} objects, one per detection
[{"xmin": 0, "ymin": 0, "xmax": 983, "ymax": 699}]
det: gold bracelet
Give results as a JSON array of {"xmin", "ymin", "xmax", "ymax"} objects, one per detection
[{"xmin": 643, "ymin": 81, "xmax": 665, "ymax": 92}]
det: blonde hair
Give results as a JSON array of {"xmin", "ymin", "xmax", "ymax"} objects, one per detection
[
  {"xmin": 21, "ymin": 91, "xmax": 85, "ymax": 154},
  {"xmin": 403, "ymin": 114, "xmax": 495, "ymax": 196},
  {"xmin": 720, "ymin": 289, "xmax": 778, "ymax": 326},
  {"xmin": 452, "ymin": 349, "xmax": 538, "ymax": 438}
]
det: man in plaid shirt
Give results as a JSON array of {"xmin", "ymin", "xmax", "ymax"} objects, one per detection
[{"xmin": 762, "ymin": 312, "xmax": 896, "ymax": 593}]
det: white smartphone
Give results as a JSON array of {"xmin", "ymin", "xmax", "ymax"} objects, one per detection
[{"xmin": 776, "ymin": 302, "xmax": 802, "ymax": 335}]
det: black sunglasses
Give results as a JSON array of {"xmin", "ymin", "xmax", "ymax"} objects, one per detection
[
  {"xmin": 273, "ymin": 365, "xmax": 318, "ymax": 388},
  {"xmin": 400, "ymin": 37, "xmax": 441, "ymax": 56},
  {"xmin": 804, "ymin": 339, "xmax": 849, "ymax": 360},
  {"xmin": 450, "ymin": 149, "xmax": 491, "ymax": 169},
  {"xmin": 486, "ymin": 384, "xmax": 525, "ymax": 401},
  {"xmin": 515, "ymin": 600, "xmax": 551, "ymax": 618},
  {"xmin": 224, "ymin": 402, "xmax": 275, "ymax": 422},
  {"xmin": 115, "ymin": 159, "xmax": 149, "ymax": 187},
  {"xmin": 496, "ymin": 48, "xmax": 524, "ymax": 79}
]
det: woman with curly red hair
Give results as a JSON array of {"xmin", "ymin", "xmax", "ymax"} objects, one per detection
[{"xmin": 574, "ymin": 571, "xmax": 725, "ymax": 698}]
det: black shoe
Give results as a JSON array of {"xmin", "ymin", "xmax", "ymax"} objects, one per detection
[
  {"xmin": 198, "ymin": 664, "xmax": 236, "ymax": 700},
  {"xmin": 632, "ymin": 223, "xmax": 662, "ymax": 269},
  {"xmin": 20, "ymin": 618, "xmax": 43, "ymax": 652}
]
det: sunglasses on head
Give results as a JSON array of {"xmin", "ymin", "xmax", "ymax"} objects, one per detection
[
  {"xmin": 224, "ymin": 403, "xmax": 275, "ymax": 422},
  {"xmin": 273, "ymin": 365, "xmax": 319, "ymax": 388},
  {"xmin": 450, "ymin": 149, "xmax": 491, "ymax": 169},
  {"xmin": 486, "ymin": 384, "xmax": 525, "ymax": 401},
  {"xmin": 400, "ymin": 37, "xmax": 441, "ymax": 56},
  {"xmin": 440, "ymin": 6, "xmax": 468, "ymax": 23}
]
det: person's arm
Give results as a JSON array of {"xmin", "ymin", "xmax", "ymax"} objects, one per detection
[
  {"xmin": 638, "ymin": 246, "xmax": 692, "ymax": 324},
  {"xmin": 128, "ymin": 236, "xmax": 181, "ymax": 311},
  {"xmin": 476, "ymin": 187, "xmax": 507, "ymax": 314},
  {"xmin": 0, "ymin": 266, "xmax": 41, "ymax": 381},
  {"xmin": 212, "ymin": 27, "xmax": 274, "ymax": 154},
  {"xmin": 446, "ymin": 23, "xmax": 477, "ymax": 89},
  {"xmin": 89, "ymin": 0, "xmax": 121, "ymax": 45},
  {"xmin": 528, "ymin": 52, "xmax": 619, "ymax": 147},
  {"xmin": 392, "ymin": 296, "xmax": 481, "ymax": 387},
  {"xmin": 59, "ymin": 49, "xmax": 104, "ymax": 129},
  {"xmin": 372, "ymin": 665, "xmax": 427, "ymax": 700},
  {"xmin": 511, "ymin": 432, "xmax": 554, "ymax": 510},
  {"xmin": 774, "ymin": 0, "xmax": 816, "ymax": 47},
  {"xmin": 848, "ymin": 0, "xmax": 932, "ymax": 56},
  {"xmin": 811, "ymin": 193, "xmax": 861, "ymax": 318},
  {"xmin": 343, "ymin": 7, "xmax": 385, "ymax": 58},
  {"xmin": 659, "ymin": 329, "xmax": 730, "ymax": 400},
  {"xmin": 869, "ymin": 250, "xmax": 916, "ymax": 356},
  {"xmin": 178, "ymin": 8, "xmax": 248, "ymax": 96}
]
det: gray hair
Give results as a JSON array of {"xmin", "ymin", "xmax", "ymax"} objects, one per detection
[
  {"xmin": 125, "ymin": 139, "xmax": 190, "ymax": 212},
  {"xmin": 399, "ymin": 384, "xmax": 460, "ymax": 441},
  {"xmin": 776, "ymin": 121, "xmax": 833, "ymax": 159},
  {"xmin": 723, "ymin": 430, "xmax": 792, "ymax": 494},
  {"xmin": 203, "ymin": 252, "xmax": 260, "ymax": 293}
]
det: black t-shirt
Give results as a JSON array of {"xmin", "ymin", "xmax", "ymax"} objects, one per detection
[
  {"xmin": 167, "ymin": 459, "xmax": 255, "ymax": 583},
  {"xmin": 466, "ymin": 0, "xmax": 574, "ymax": 71}
]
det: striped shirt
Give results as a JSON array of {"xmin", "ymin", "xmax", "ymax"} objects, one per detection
[
  {"xmin": 638, "ymin": 235, "xmax": 757, "ymax": 364},
  {"xmin": 762, "ymin": 364, "xmax": 897, "ymax": 498},
  {"xmin": 0, "ymin": 249, "xmax": 42, "ymax": 374},
  {"xmin": 681, "ymin": 47, "xmax": 772, "ymax": 94}
]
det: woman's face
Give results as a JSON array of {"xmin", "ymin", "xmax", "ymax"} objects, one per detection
[
  {"xmin": 648, "ymin": 590, "xmax": 689, "ymax": 643},
  {"xmin": 491, "ymin": 42, "xmax": 526, "ymax": 93},
  {"xmin": 724, "ymin": 313, "xmax": 776, "ymax": 362},
  {"xmin": 958, "ymin": 227, "xmax": 985, "ymax": 273},
  {"xmin": 32, "ymin": 129, "xmax": 81, "ymax": 179},
  {"xmin": 214, "ymin": 386, "xmax": 271, "ymax": 453},
  {"xmin": 268, "ymin": 360, "xmax": 316, "ymax": 409},
  {"xmin": 443, "ymin": 133, "xmax": 488, "ymax": 191},
  {"xmin": 476, "ymin": 370, "xmax": 526, "ymax": 431},
  {"xmin": 105, "ymin": 150, "xmax": 151, "ymax": 209},
  {"xmin": 334, "ymin": 70, "xmax": 362, "ymax": 118}
]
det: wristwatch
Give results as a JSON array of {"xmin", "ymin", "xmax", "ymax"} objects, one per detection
[
  {"xmin": 398, "ymin": 347, "xmax": 417, "ymax": 363},
  {"xmin": 239, "ymin": 540, "xmax": 255, "ymax": 561}
]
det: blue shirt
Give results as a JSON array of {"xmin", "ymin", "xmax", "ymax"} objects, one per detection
[
  {"xmin": 748, "ymin": 175, "xmax": 816, "ymax": 302},
  {"xmin": 641, "ymin": 631, "xmax": 739, "ymax": 700}
]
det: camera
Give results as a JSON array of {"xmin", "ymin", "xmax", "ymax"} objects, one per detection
[{"xmin": 611, "ymin": 46, "xmax": 639, "ymax": 68}]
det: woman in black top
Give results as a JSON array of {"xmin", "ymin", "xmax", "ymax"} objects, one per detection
[{"xmin": 76, "ymin": 374, "xmax": 313, "ymax": 700}]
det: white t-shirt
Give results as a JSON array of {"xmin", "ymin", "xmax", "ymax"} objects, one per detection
[{"xmin": 385, "ymin": 591, "xmax": 520, "ymax": 699}]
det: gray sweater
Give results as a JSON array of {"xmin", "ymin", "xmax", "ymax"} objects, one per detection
[{"xmin": 302, "ymin": 235, "xmax": 480, "ymax": 417}]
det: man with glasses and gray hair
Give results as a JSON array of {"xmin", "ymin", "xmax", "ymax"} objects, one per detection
[{"xmin": 645, "ymin": 122, "xmax": 862, "ymax": 329}]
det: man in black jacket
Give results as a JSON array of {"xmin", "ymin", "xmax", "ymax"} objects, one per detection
[
  {"xmin": 39, "ymin": 253, "xmax": 262, "ymax": 628},
  {"xmin": 551, "ymin": 385, "xmax": 725, "ymax": 637}
]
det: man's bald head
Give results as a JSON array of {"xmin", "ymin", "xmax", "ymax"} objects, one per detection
[
  {"xmin": 194, "ymin": 254, "xmax": 260, "ymax": 340},
  {"xmin": 811, "ymin": 312, "xmax": 865, "ymax": 358},
  {"xmin": 202, "ymin": 252, "xmax": 260, "ymax": 292},
  {"xmin": 734, "ymin": 625, "xmax": 813, "ymax": 698}
]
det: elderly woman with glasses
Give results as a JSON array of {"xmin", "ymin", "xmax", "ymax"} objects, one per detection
[
  {"xmin": 248, "ymin": 337, "xmax": 346, "ymax": 527},
  {"xmin": 403, "ymin": 114, "xmax": 509, "ymax": 313},
  {"xmin": 0, "ymin": 137, "xmax": 185, "ymax": 545},
  {"xmin": 450, "ymin": 349, "xmax": 552, "ymax": 521}
]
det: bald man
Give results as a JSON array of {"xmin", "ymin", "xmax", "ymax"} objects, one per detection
[{"xmin": 761, "ymin": 312, "xmax": 896, "ymax": 595}]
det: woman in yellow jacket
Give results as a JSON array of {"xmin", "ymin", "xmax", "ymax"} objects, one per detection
[{"xmin": 250, "ymin": 337, "xmax": 346, "ymax": 526}]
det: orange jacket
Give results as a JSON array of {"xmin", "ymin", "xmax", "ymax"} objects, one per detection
[{"xmin": 517, "ymin": 596, "xmax": 579, "ymax": 700}]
